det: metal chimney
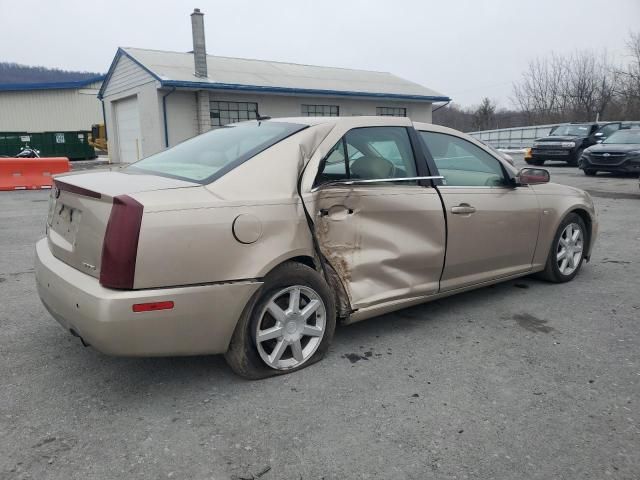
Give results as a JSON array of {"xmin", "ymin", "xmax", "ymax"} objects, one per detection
[{"xmin": 191, "ymin": 8, "xmax": 208, "ymax": 78}]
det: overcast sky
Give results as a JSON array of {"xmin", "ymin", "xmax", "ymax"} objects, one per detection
[{"xmin": 1, "ymin": 0, "xmax": 639, "ymax": 108}]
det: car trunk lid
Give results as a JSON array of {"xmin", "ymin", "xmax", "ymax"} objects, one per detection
[{"xmin": 46, "ymin": 171, "xmax": 198, "ymax": 279}]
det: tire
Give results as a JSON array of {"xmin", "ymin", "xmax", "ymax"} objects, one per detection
[
  {"xmin": 568, "ymin": 148, "xmax": 583, "ymax": 167},
  {"xmin": 225, "ymin": 261, "xmax": 336, "ymax": 379},
  {"xmin": 583, "ymin": 169, "xmax": 597, "ymax": 176},
  {"xmin": 530, "ymin": 158, "xmax": 545, "ymax": 166},
  {"xmin": 535, "ymin": 213, "xmax": 587, "ymax": 283}
]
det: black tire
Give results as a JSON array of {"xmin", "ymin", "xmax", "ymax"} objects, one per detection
[
  {"xmin": 568, "ymin": 148, "xmax": 583, "ymax": 167},
  {"xmin": 530, "ymin": 158, "xmax": 545, "ymax": 166},
  {"xmin": 583, "ymin": 169, "xmax": 597, "ymax": 176},
  {"xmin": 224, "ymin": 261, "xmax": 336, "ymax": 379},
  {"xmin": 535, "ymin": 213, "xmax": 587, "ymax": 283}
]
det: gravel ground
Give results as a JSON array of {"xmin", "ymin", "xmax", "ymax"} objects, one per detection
[{"xmin": 0, "ymin": 156, "xmax": 639, "ymax": 479}]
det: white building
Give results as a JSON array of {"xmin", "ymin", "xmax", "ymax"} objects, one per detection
[
  {"xmin": 0, "ymin": 77, "xmax": 104, "ymax": 132},
  {"xmin": 99, "ymin": 9, "xmax": 449, "ymax": 164}
]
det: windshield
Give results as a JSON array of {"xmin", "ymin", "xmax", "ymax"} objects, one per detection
[
  {"xmin": 603, "ymin": 129, "xmax": 640, "ymax": 145},
  {"xmin": 127, "ymin": 121, "xmax": 307, "ymax": 183},
  {"xmin": 550, "ymin": 124, "xmax": 592, "ymax": 137}
]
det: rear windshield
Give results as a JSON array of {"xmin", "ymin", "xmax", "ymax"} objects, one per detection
[
  {"xmin": 603, "ymin": 129, "xmax": 640, "ymax": 144},
  {"xmin": 127, "ymin": 121, "xmax": 307, "ymax": 183},
  {"xmin": 550, "ymin": 124, "xmax": 591, "ymax": 137}
]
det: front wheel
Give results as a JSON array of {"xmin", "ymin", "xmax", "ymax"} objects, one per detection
[
  {"xmin": 568, "ymin": 149, "xmax": 583, "ymax": 167},
  {"xmin": 530, "ymin": 158, "xmax": 545, "ymax": 166},
  {"xmin": 535, "ymin": 213, "xmax": 587, "ymax": 283},
  {"xmin": 225, "ymin": 262, "xmax": 336, "ymax": 379},
  {"xmin": 583, "ymin": 169, "xmax": 597, "ymax": 176}
]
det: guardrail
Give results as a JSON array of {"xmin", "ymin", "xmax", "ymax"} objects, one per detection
[{"xmin": 468, "ymin": 124, "xmax": 558, "ymax": 149}]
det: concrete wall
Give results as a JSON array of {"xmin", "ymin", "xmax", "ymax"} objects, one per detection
[{"xmin": 0, "ymin": 82, "xmax": 103, "ymax": 131}]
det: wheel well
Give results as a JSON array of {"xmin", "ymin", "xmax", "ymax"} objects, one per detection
[
  {"xmin": 570, "ymin": 208, "xmax": 592, "ymax": 258},
  {"xmin": 287, "ymin": 255, "xmax": 317, "ymax": 270},
  {"xmin": 265, "ymin": 255, "xmax": 352, "ymax": 319}
]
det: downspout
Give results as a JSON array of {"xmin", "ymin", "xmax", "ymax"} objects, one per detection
[
  {"xmin": 100, "ymin": 99, "xmax": 109, "ymax": 164},
  {"xmin": 432, "ymin": 100, "xmax": 451, "ymax": 113},
  {"xmin": 162, "ymin": 87, "xmax": 176, "ymax": 148}
]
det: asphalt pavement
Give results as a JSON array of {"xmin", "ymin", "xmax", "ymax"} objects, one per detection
[{"xmin": 0, "ymin": 156, "xmax": 639, "ymax": 479}]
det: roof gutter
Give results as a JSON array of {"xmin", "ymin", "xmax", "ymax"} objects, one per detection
[{"xmin": 162, "ymin": 87, "xmax": 177, "ymax": 148}]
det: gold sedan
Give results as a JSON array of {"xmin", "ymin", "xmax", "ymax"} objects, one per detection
[{"xmin": 35, "ymin": 116, "xmax": 597, "ymax": 378}]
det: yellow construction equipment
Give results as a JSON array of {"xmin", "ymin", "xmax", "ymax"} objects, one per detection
[{"xmin": 88, "ymin": 124, "xmax": 108, "ymax": 153}]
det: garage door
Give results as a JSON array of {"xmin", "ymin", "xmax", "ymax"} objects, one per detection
[{"xmin": 114, "ymin": 96, "xmax": 141, "ymax": 163}]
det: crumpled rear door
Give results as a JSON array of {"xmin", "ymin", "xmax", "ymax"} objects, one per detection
[{"xmin": 309, "ymin": 184, "xmax": 446, "ymax": 311}]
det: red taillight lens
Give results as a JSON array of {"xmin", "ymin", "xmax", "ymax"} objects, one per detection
[{"xmin": 100, "ymin": 195, "xmax": 143, "ymax": 289}]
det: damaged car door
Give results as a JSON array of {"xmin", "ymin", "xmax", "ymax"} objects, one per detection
[{"xmin": 309, "ymin": 126, "xmax": 446, "ymax": 311}]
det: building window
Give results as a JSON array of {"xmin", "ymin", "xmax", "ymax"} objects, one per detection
[
  {"xmin": 376, "ymin": 107, "xmax": 407, "ymax": 117},
  {"xmin": 301, "ymin": 104, "xmax": 339, "ymax": 117},
  {"xmin": 210, "ymin": 101, "xmax": 258, "ymax": 126}
]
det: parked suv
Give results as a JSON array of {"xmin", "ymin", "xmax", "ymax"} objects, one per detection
[
  {"xmin": 528, "ymin": 122, "xmax": 621, "ymax": 166},
  {"xmin": 579, "ymin": 128, "xmax": 640, "ymax": 176}
]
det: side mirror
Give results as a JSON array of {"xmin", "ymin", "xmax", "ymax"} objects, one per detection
[
  {"xmin": 518, "ymin": 167, "xmax": 550, "ymax": 185},
  {"xmin": 594, "ymin": 132, "xmax": 604, "ymax": 137},
  {"xmin": 597, "ymin": 140, "xmax": 603, "ymax": 144}
]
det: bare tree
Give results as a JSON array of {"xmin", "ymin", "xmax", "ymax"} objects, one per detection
[
  {"xmin": 614, "ymin": 32, "xmax": 640, "ymax": 118},
  {"xmin": 512, "ymin": 54, "xmax": 567, "ymax": 124},
  {"xmin": 563, "ymin": 51, "xmax": 616, "ymax": 121},
  {"xmin": 512, "ymin": 50, "xmax": 618, "ymax": 123}
]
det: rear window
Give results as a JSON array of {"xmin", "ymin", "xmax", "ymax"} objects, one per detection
[
  {"xmin": 127, "ymin": 121, "xmax": 307, "ymax": 183},
  {"xmin": 550, "ymin": 124, "xmax": 592, "ymax": 137}
]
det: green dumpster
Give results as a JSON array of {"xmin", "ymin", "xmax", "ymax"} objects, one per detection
[{"xmin": 0, "ymin": 131, "xmax": 96, "ymax": 160}]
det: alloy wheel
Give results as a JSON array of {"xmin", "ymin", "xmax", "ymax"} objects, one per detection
[
  {"xmin": 255, "ymin": 286, "xmax": 326, "ymax": 370},
  {"xmin": 556, "ymin": 223, "xmax": 584, "ymax": 276}
]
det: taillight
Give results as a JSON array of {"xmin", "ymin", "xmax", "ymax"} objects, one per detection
[{"xmin": 100, "ymin": 195, "xmax": 144, "ymax": 289}]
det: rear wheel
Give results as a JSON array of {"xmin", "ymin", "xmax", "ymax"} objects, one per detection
[
  {"xmin": 536, "ymin": 213, "xmax": 587, "ymax": 283},
  {"xmin": 583, "ymin": 169, "xmax": 597, "ymax": 176},
  {"xmin": 225, "ymin": 262, "xmax": 336, "ymax": 379}
]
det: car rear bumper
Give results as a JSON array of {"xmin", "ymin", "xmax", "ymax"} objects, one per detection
[{"xmin": 35, "ymin": 238, "xmax": 262, "ymax": 356}]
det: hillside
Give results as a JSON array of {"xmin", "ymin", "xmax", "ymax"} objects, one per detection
[{"xmin": 0, "ymin": 62, "xmax": 103, "ymax": 84}]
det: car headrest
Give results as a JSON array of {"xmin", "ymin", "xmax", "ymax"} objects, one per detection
[{"xmin": 350, "ymin": 156, "xmax": 394, "ymax": 179}]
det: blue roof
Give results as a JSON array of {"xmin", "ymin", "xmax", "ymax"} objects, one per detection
[{"xmin": 0, "ymin": 75, "xmax": 105, "ymax": 92}]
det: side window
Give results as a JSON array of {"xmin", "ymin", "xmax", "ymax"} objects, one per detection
[
  {"xmin": 419, "ymin": 131, "xmax": 506, "ymax": 187},
  {"xmin": 315, "ymin": 127, "xmax": 417, "ymax": 186},
  {"xmin": 596, "ymin": 124, "xmax": 619, "ymax": 138}
]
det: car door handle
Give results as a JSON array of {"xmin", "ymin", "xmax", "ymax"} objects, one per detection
[{"xmin": 451, "ymin": 204, "xmax": 476, "ymax": 215}]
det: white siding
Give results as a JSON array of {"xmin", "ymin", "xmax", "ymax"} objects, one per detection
[
  {"xmin": 206, "ymin": 92, "xmax": 432, "ymax": 124},
  {"xmin": 163, "ymin": 90, "xmax": 198, "ymax": 146},
  {"xmin": 102, "ymin": 55, "xmax": 155, "ymax": 97},
  {"xmin": 0, "ymin": 82, "xmax": 103, "ymax": 131},
  {"xmin": 102, "ymin": 55, "xmax": 162, "ymax": 163}
]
